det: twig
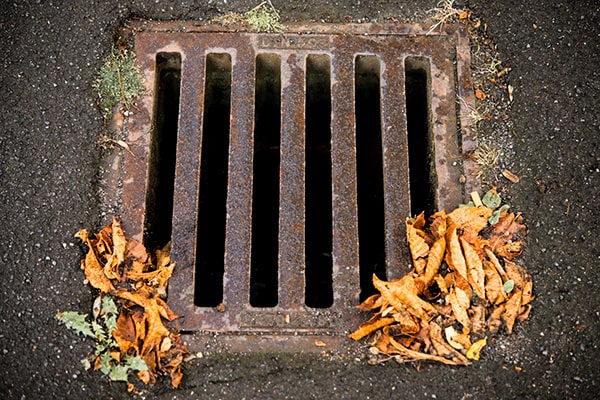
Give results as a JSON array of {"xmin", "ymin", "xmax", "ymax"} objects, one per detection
[{"xmin": 117, "ymin": 68, "xmax": 129, "ymax": 110}]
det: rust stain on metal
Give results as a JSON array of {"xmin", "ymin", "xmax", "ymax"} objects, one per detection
[{"xmin": 117, "ymin": 20, "xmax": 478, "ymax": 352}]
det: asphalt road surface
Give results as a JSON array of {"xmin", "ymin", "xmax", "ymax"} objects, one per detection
[{"xmin": 1, "ymin": 1, "xmax": 598, "ymax": 398}]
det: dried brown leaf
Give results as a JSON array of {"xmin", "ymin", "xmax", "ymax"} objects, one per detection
[
  {"xmin": 435, "ymin": 275, "xmax": 449, "ymax": 297},
  {"xmin": 126, "ymin": 238, "xmax": 148, "ymax": 263},
  {"xmin": 428, "ymin": 322, "xmax": 470, "ymax": 365},
  {"xmin": 483, "ymin": 212, "xmax": 527, "ymax": 260},
  {"xmin": 392, "ymin": 308, "xmax": 421, "ymax": 336},
  {"xmin": 521, "ymin": 273, "xmax": 534, "ymax": 306},
  {"xmin": 460, "ymin": 237, "xmax": 485, "ymax": 299},
  {"xmin": 352, "ymin": 198, "xmax": 532, "ymax": 366},
  {"xmin": 115, "ymin": 290, "xmax": 171, "ymax": 356},
  {"xmin": 113, "ymin": 310, "xmax": 138, "ymax": 354},
  {"xmin": 75, "ymin": 229, "xmax": 115, "ymax": 294},
  {"xmin": 422, "ymin": 237, "xmax": 445, "ymax": 285},
  {"xmin": 372, "ymin": 274, "xmax": 435, "ymax": 321},
  {"xmin": 429, "ymin": 211, "xmax": 447, "ymax": 240},
  {"xmin": 470, "ymin": 304, "xmax": 486, "ymax": 335},
  {"xmin": 445, "ymin": 224, "xmax": 468, "ymax": 281},
  {"xmin": 112, "ymin": 217, "xmax": 127, "ymax": 266},
  {"xmin": 504, "ymin": 260, "xmax": 526, "ymax": 290},
  {"xmin": 485, "ymin": 247, "xmax": 509, "ymax": 282},
  {"xmin": 502, "ymin": 169, "xmax": 520, "ymax": 183},
  {"xmin": 137, "ymin": 369, "xmax": 152, "ymax": 385},
  {"xmin": 407, "ymin": 217, "xmax": 429, "ymax": 274},
  {"xmin": 518, "ymin": 304, "xmax": 532, "ymax": 322},
  {"xmin": 356, "ymin": 294, "xmax": 383, "ymax": 311},
  {"xmin": 155, "ymin": 242, "xmax": 171, "ymax": 268},
  {"xmin": 487, "ymin": 304, "xmax": 505, "ymax": 334},
  {"xmin": 447, "ymin": 206, "xmax": 493, "ymax": 234},
  {"xmin": 448, "ymin": 288, "xmax": 471, "ymax": 332},
  {"xmin": 445, "ymin": 325, "xmax": 472, "ymax": 351},
  {"xmin": 412, "ymin": 211, "xmax": 426, "ymax": 230},
  {"xmin": 483, "ymin": 260, "xmax": 506, "ymax": 305},
  {"xmin": 349, "ymin": 316, "xmax": 395, "ymax": 341},
  {"xmin": 131, "ymin": 309, "xmax": 147, "ymax": 342},
  {"xmin": 170, "ymin": 366, "xmax": 184, "ymax": 388},
  {"xmin": 502, "ymin": 291, "xmax": 522, "ymax": 334}
]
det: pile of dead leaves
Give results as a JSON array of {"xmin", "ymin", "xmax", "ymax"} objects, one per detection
[
  {"xmin": 349, "ymin": 190, "xmax": 533, "ymax": 365},
  {"xmin": 72, "ymin": 217, "xmax": 188, "ymax": 387}
]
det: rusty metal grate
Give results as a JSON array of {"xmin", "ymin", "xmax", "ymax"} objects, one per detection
[{"xmin": 117, "ymin": 21, "xmax": 478, "ymax": 352}]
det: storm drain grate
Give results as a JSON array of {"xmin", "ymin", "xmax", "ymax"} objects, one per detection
[{"xmin": 118, "ymin": 21, "xmax": 478, "ymax": 351}]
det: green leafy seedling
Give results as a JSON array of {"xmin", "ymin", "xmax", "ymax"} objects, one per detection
[
  {"xmin": 56, "ymin": 295, "xmax": 149, "ymax": 383},
  {"xmin": 55, "ymin": 311, "xmax": 95, "ymax": 338}
]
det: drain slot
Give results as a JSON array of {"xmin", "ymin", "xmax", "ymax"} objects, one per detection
[
  {"xmin": 195, "ymin": 53, "xmax": 232, "ymax": 307},
  {"xmin": 405, "ymin": 57, "xmax": 436, "ymax": 216},
  {"xmin": 250, "ymin": 53, "xmax": 282, "ymax": 308},
  {"xmin": 144, "ymin": 52, "xmax": 181, "ymax": 249},
  {"xmin": 355, "ymin": 55, "xmax": 387, "ymax": 301},
  {"xmin": 305, "ymin": 54, "xmax": 333, "ymax": 308}
]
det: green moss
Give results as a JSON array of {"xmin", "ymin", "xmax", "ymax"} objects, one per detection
[
  {"xmin": 93, "ymin": 45, "xmax": 145, "ymax": 119},
  {"xmin": 244, "ymin": 1, "xmax": 285, "ymax": 33}
]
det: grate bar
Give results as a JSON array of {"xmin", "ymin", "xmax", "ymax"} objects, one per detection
[
  {"xmin": 222, "ymin": 43, "xmax": 255, "ymax": 324},
  {"xmin": 380, "ymin": 52, "xmax": 411, "ymax": 281},
  {"xmin": 279, "ymin": 53, "xmax": 307, "ymax": 310},
  {"xmin": 329, "ymin": 50, "xmax": 360, "ymax": 307},
  {"xmin": 169, "ymin": 49, "xmax": 203, "ymax": 311}
]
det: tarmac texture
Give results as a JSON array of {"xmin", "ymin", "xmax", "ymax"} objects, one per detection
[{"xmin": 1, "ymin": 0, "xmax": 598, "ymax": 399}]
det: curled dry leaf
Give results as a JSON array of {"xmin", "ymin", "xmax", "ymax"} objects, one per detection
[
  {"xmin": 406, "ymin": 214, "xmax": 430, "ymax": 274},
  {"xmin": 483, "ymin": 212, "xmax": 527, "ymax": 260},
  {"xmin": 447, "ymin": 206, "xmax": 492, "ymax": 234},
  {"xmin": 448, "ymin": 288, "xmax": 471, "ymax": 332},
  {"xmin": 445, "ymin": 224, "xmax": 468, "ymax": 281},
  {"xmin": 350, "ymin": 191, "xmax": 533, "ymax": 366},
  {"xmin": 502, "ymin": 291, "xmax": 522, "ymax": 334},
  {"xmin": 421, "ymin": 237, "xmax": 445, "ymax": 286},
  {"xmin": 461, "ymin": 237, "xmax": 485, "ymax": 299},
  {"xmin": 348, "ymin": 316, "xmax": 395, "ymax": 341},
  {"xmin": 372, "ymin": 274, "xmax": 435, "ymax": 321},
  {"xmin": 466, "ymin": 337, "xmax": 487, "ymax": 361},
  {"xmin": 75, "ymin": 229, "xmax": 115, "ymax": 294},
  {"xmin": 483, "ymin": 260, "xmax": 506, "ymax": 305}
]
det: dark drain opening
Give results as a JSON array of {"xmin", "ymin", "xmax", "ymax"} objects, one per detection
[
  {"xmin": 195, "ymin": 53, "xmax": 232, "ymax": 307},
  {"xmin": 355, "ymin": 55, "xmax": 387, "ymax": 301},
  {"xmin": 305, "ymin": 54, "xmax": 333, "ymax": 308},
  {"xmin": 144, "ymin": 52, "xmax": 181, "ymax": 249},
  {"xmin": 250, "ymin": 53, "xmax": 281, "ymax": 308},
  {"xmin": 405, "ymin": 57, "xmax": 436, "ymax": 216}
]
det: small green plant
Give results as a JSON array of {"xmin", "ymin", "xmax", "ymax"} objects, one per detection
[
  {"xmin": 215, "ymin": 1, "xmax": 286, "ymax": 33},
  {"xmin": 56, "ymin": 296, "xmax": 149, "ymax": 384},
  {"xmin": 245, "ymin": 1, "xmax": 285, "ymax": 32},
  {"xmin": 93, "ymin": 44, "xmax": 145, "ymax": 119}
]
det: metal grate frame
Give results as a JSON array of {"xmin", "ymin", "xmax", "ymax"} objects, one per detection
[{"xmin": 116, "ymin": 21, "xmax": 478, "ymax": 352}]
